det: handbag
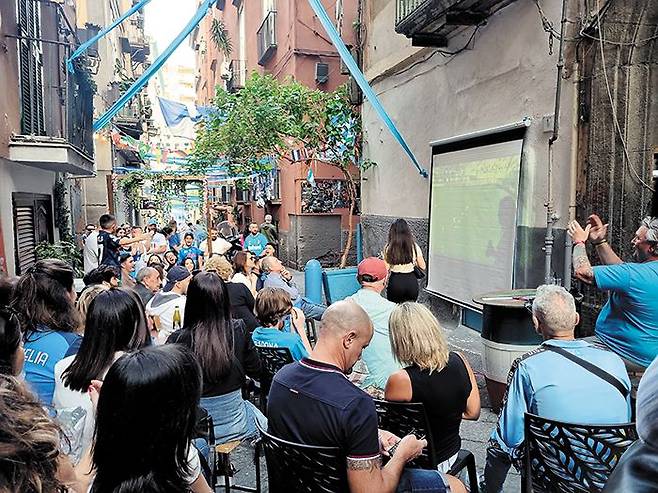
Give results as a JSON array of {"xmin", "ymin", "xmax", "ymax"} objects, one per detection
[{"xmin": 412, "ymin": 247, "xmax": 425, "ymax": 279}]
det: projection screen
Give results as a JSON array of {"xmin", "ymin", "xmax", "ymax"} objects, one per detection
[{"xmin": 427, "ymin": 139, "xmax": 524, "ymax": 308}]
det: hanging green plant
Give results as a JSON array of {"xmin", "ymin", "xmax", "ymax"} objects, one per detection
[{"xmin": 210, "ymin": 18, "xmax": 233, "ymax": 58}]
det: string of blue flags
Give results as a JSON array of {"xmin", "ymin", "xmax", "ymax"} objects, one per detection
[{"xmin": 67, "ymin": 0, "xmax": 153, "ymax": 73}]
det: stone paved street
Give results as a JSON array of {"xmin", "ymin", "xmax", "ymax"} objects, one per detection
[{"xmin": 226, "ymin": 271, "xmax": 520, "ymax": 492}]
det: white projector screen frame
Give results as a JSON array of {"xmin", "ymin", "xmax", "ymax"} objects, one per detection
[{"xmin": 427, "ymin": 139, "xmax": 524, "ymax": 308}]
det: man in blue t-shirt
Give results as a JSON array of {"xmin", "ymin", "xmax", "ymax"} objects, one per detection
[
  {"xmin": 243, "ymin": 222, "xmax": 269, "ymax": 257},
  {"xmin": 177, "ymin": 232, "xmax": 204, "ymax": 269},
  {"xmin": 568, "ymin": 215, "xmax": 658, "ymax": 371}
]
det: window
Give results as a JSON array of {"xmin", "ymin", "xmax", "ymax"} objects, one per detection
[
  {"xmin": 236, "ymin": 186, "xmax": 250, "ymax": 203},
  {"xmin": 17, "ymin": 0, "xmax": 46, "ymax": 136},
  {"xmin": 12, "ymin": 193, "xmax": 53, "ymax": 274}
]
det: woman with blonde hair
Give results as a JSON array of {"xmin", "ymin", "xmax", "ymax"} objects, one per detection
[
  {"xmin": 76, "ymin": 283, "xmax": 109, "ymax": 327},
  {"xmin": 205, "ymin": 255, "xmax": 259, "ymax": 332},
  {"xmin": 385, "ymin": 302, "xmax": 480, "ymax": 472}
]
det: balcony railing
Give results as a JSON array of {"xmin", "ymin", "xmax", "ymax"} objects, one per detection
[
  {"xmin": 257, "ymin": 10, "xmax": 277, "ymax": 65},
  {"xmin": 395, "ymin": 0, "xmax": 510, "ymax": 45},
  {"xmin": 227, "ymin": 59, "xmax": 246, "ymax": 93},
  {"xmin": 396, "ymin": 0, "xmax": 426, "ymax": 25}
]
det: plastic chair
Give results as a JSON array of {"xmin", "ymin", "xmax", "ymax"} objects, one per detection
[
  {"xmin": 255, "ymin": 346, "xmax": 293, "ymax": 412},
  {"xmin": 256, "ymin": 420, "xmax": 348, "ymax": 493},
  {"xmin": 523, "ymin": 412, "xmax": 638, "ymax": 493},
  {"xmin": 373, "ymin": 399, "xmax": 478, "ymax": 492}
]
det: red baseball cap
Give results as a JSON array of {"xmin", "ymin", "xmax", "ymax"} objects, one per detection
[{"xmin": 357, "ymin": 257, "xmax": 388, "ymax": 281}]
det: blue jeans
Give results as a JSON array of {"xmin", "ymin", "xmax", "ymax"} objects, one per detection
[
  {"xmin": 397, "ymin": 468, "xmax": 451, "ymax": 493},
  {"xmin": 200, "ymin": 389, "xmax": 267, "ymax": 444},
  {"xmin": 295, "ymin": 297, "xmax": 326, "ymax": 321}
]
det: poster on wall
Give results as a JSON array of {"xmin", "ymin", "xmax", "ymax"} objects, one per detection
[{"xmin": 427, "ymin": 139, "xmax": 524, "ymax": 308}]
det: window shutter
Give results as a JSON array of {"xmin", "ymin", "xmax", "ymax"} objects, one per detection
[
  {"xmin": 17, "ymin": 0, "xmax": 45, "ymax": 136},
  {"xmin": 14, "ymin": 205, "xmax": 37, "ymax": 274}
]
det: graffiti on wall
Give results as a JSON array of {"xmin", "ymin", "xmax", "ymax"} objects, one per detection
[{"xmin": 301, "ymin": 180, "xmax": 360, "ymax": 214}]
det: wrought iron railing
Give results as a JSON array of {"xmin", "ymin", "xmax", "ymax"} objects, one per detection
[
  {"xmin": 257, "ymin": 10, "xmax": 277, "ymax": 65},
  {"xmin": 67, "ymin": 69, "xmax": 94, "ymax": 159},
  {"xmin": 227, "ymin": 59, "xmax": 246, "ymax": 92},
  {"xmin": 395, "ymin": 0, "xmax": 426, "ymax": 26}
]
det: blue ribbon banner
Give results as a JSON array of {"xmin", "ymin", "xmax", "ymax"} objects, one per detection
[
  {"xmin": 306, "ymin": 0, "xmax": 428, "ymax": 178},
  {"xmin": 94, "ymin": 0, "xmax": 217, "ymax": 131},
  {"xmin": 67, "ymin": 0, "xmax": 153, "ymax": 73}
]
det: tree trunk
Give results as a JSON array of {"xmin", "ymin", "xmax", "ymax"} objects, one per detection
[{"xmin": 340, "ymin": 170, "xmax": 357, "ymax": 268}]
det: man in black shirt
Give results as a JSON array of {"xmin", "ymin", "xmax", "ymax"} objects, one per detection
[
  {"xmin": 267, "ymin": 300, "xmax": 464, "ymax": 493},
  {"xmin": 97, "ymin": 214, "xmax": 150, "ymax": 267}
]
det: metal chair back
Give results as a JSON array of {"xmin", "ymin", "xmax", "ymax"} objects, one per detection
[
  {"xmin": 255, "ymin": 346, "xmax": 294, "ymax": 411},
  {"xmin": 256, "ymin": 421, "xmax": 348, "ymax": 493},
  {"xmin": 523, "ymin": 412, "xmax": 637, "ymax": 493},
  {"xmin": 373, "ymin": 399, "xmax": 436, "ymax": 468}
]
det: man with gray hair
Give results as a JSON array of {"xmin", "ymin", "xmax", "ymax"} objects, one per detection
[
  {"xmin": 261, "ymin": 256, "xmax": 326, "ymax": 320},
  {"xmin": 133, "ymin": 266, "xmax": 161, "ymax": 305},
  {"xmin": 568, "ymin": 214, "xmax": 658, "ymax": 377},
  {"xmin": 481, "ymin": 285, "xmax": 631, "ymax": 493}
]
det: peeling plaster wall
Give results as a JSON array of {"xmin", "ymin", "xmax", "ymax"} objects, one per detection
[{"xmin": 360, "ymin": 0, "xmax": 577, "ymax": 290}]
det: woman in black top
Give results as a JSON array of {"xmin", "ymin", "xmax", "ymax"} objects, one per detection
[
  {"xmin": 167, "ymin": 271, "xmax": 265, "ymax": 443},
  {"xmin": 385, "ymin": 302, "xmax": 480, "ymax": 471},
  {"xmin": 204, "ymin": 255, "xmax": 259, "ymax": 332},
  {"xmin": 383, "ymin": 219, "xmax": 427, "ymax": 303}
]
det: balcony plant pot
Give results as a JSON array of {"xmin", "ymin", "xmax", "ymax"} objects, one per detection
[{"xmin": 322, "ymin": 267, "xmax": 360, "ymax": 305}]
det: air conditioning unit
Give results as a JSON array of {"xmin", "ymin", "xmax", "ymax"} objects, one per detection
[{"xmin": 315, "ymin": 62, "xmax": 329, "ymax": 84}]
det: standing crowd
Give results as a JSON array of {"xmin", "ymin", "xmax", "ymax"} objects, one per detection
[{"xmin": 1, "ymin": 210, "xmax": 657, "ymax": 492}]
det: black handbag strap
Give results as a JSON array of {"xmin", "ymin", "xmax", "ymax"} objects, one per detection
[{"xmin": 545, "ymin": 345, "xmax": 629, "ymax": 399}]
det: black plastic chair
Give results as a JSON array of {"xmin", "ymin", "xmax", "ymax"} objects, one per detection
[
  {"xmin": 373, "ymin": 399, "xmax": 478, "ymax": 493},
  {"xmin": 255, "ymin": 346, "xmax": 294, "ymax": 412},
  {"xmin": 523, "ymin": 412, "xmax": 638, "ymax": 493},
  {"xmin": 256, "ymin": 420, "xmax": 348, "ymax": 493}
]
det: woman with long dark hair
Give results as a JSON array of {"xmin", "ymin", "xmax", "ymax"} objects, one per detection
[
  {"xmin": 383, "ymin": 219, "xmax": 427, "ymax": 303},
  {"xmin": 0, "ymin": 277, "xmax": 23, "ymax": 376},
  {"xmin": 53, "ymin": 288, "xmax": 150, "ymax": 453},
  {"xmin": 167, "ymin": 271, "xmax": 265, "ymax": 442},
  {"xmin": 12, "ymin": 259, "xmax": 81, "ymax": 405},
  {"xmin": 82, "ymin": 345, "xmax": 212, "ymax": 492}
]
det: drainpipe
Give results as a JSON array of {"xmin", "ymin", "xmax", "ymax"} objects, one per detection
[
  {"xmin": 544, "ymin": 0, "xmax": 568, "ymax": 284},
  {"xmin": 563, "ymin": 61, "xmax": 580, "ymax": 291}
]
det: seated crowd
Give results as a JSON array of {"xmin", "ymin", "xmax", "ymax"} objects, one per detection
[{"xmin": 0, "ymin": 212, "xmax": 657, "ymax": 493}]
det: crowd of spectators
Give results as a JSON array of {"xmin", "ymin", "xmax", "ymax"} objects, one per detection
[{"xmin": 0, "ymin": 210, "xmax": 657, "ymax": 492}]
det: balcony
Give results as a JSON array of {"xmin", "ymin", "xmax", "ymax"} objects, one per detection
[
  {"xmin": 9, "ymin": 68, "xmax": 94, "ymax": 176},
  {"xmin": 257, "ymin": 11, "xmax": 277, "ymax": 65},
  {"xmin": 227, "ymin": 60, "xmax": 246, "ymax": 93},
  {"xmin": 395, "ymin": 0, "xmax": 517, "ymax": 46}
]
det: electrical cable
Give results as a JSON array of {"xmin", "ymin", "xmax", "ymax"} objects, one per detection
[
  {"xmin": 370, "ymin": 24, "xmax": 482, "ymax": 90},
  {"xmin": 595, "ymin": 0, "xmax": 654, "ymax": 192}
]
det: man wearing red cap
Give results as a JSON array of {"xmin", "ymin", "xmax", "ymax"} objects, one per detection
[{"xmin": 347, "ymin": 257, "xmax": 402, "ymax": 397}]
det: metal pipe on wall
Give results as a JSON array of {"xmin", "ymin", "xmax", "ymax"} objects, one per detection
[
  {"xmin": 564, "ymin": 61, "xmax": 581, "ymax": 291},
  {"xmin": 544, "ymin": 0, "xmax": 569, "ymax": 284}
]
